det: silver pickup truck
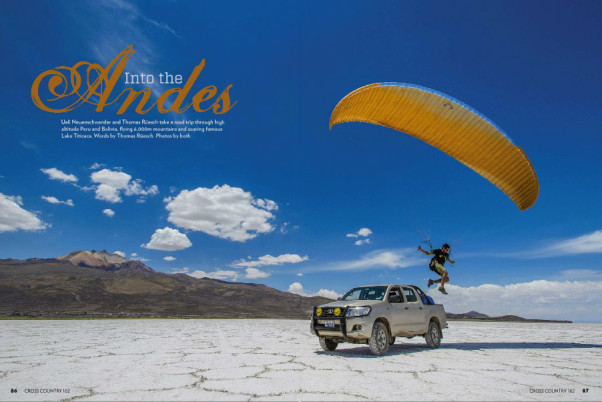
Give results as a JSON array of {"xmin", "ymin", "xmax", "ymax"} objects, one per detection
[{"xmin": 310, "ymin": 284, "xmax": 447, "ymax": 355}]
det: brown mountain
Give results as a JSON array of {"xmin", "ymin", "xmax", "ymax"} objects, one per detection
[
  {"xmin": 0, "ymin": 251, "xmax": 331, "ymax": 319},
  {"xmin": 57, "ymin": 250, "xmax": 154, "ymax": 273}
]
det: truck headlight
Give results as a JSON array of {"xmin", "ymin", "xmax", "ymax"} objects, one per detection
[{"xmin": 346, "ymin": 306, "xmax": 371, "ymax": 317}]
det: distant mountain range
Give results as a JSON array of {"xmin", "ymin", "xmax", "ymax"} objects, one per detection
[
  {"xmin": 0, "ymin": 250, "xmax": 330, "ymax": 319},
  {"xmin": 0, "ymin": 251, "xmax": 572, "ymax": 323},
  {"xmin": 446, "ymin": 310, "xmax": 572, "ymax": 323}
]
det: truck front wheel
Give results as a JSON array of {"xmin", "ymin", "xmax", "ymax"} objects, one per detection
[
  {"xmin": 425, "ymin": 320, "xmax": 441, "ymax": 348},
  {"xmin": 369, "ymin": 321, "xmax": 390, "ymax": 355},
  {"xmin": 319, "ymin": 338, "xmax": 338, "ymax": 351}
]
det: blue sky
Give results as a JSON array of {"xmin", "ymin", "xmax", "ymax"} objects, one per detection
[{"xmin": 1, "ymin": 1, "xmax": 601, "ymax": 322}]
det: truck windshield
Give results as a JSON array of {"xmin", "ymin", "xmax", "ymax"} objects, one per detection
[{"xmin": 341, "ymin": 286, "xmax": 388, "ymax": 301}]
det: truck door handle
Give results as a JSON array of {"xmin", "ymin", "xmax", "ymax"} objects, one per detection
[
  {"xmin": 419, "ymin": 307, "xmax": 423, "ymax": 310},
  {"xmin": 404, "ymin": 307, "xmax": 409, "ymax": 310}
]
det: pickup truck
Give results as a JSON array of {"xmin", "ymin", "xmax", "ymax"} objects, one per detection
[{"xmin": 310, "ymin": 284, "xmax": 447, "ymax": 355}]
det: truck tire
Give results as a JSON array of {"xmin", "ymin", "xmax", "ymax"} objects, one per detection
[
  {"xmin": 369, "ymin": 321, "xmax": 390, "ymax": 355},
  {"xmin": 425, "ymin": 320, "xmax": 441, "ymax": 348},
  {"xmin": 319, "ymin": 338, "xmax": 338, "ymax": 351},
  {"xmin": 389, "ymin": 336, "xmax": 396, "ymax": 345}
]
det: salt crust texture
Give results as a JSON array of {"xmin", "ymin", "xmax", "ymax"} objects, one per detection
[{"xmin": 1, "ymin": 319, "xmax": 600, "ymax": 401}]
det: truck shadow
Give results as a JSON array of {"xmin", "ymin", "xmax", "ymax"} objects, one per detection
[{"xmin": 317, "ymin": 342, "xmax": 602, "ymax": 358}]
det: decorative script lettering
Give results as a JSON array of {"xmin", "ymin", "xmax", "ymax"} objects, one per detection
[{"xmin": 31, "ymin": 45, "xmax": 236, "ymax": 115}]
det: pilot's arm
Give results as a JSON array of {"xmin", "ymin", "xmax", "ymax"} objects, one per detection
[{"xmin": 417, "ymin": 245, "xmax": 433, "ymax": 255}]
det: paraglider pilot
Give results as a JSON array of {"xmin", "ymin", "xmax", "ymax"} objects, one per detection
[{"xmin": 418, "ymin": 243, "xmax": 454, "ymax": 294}]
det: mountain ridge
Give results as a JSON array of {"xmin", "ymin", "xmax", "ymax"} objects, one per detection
[
  {"xmin": 445, "ymin": 311, "xmax": 571, "ymax": 323},
  {"xmin": 0, "ymin": 251, "xmax": 572, "ymax": 323},
  {"xmin": 0, "ymin": 251, "xmax": 330, "ymax": 319}
]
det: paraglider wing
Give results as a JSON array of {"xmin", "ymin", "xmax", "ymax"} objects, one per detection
[{"xmin": 329, "ymin": 83, "xmax": 539, "ymax": 210}]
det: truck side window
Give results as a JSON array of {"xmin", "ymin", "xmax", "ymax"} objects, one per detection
[
  {"xmin": 403, "ymin": 288, "xmax": 418, "ymax": 302},
  {"xmin": 388, "ymin": 288, "xmax": 403, "ymax": 303}
]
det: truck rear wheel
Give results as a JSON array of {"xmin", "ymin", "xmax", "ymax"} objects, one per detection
[
  {"xmin": 425, "ymin": 320, "xmax": 441, "ymax": 348},
  {"xmin": 369, "ymin": 321, "xmax": 390, "ymax": 355},
  {"xmin": 319, "ymin": 338, "xmax": 338, "ymax": 351}
]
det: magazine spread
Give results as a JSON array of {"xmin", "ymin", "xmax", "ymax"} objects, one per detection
[{"xmin": 1, "ymin": 1, "xmax": 601, "ymax": 400}]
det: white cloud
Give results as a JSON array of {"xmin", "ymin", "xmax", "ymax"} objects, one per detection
[
  {"xmin": 21, "ymin": 141, "xmax": 40, "ymax": 152},
  {"xmin": 140, "ymin": 15, "xmax": 181, "ymax": 38},
  {"xmin": 89, "ymin": 162, "xmax": 106, "ymax": 170},
  {"xmin": 541, "ymin": 230, "xmax": 602, "ymax": 256},
  {"xmin": 92, "ymin": 170, "xmax": 129, "ymax": 187},
  {"xmin": 296, "ymin": 273, "xmax": 303, "ymax": 277},
  {"xmin": 125, "ymin": 181, "xmax": 159, "ymax": 197},
  {"xmin": 489, "ymin": 230, "xmax": 602, "ymax": 260},
  {"xmin": 279, "ymin": 222, "xmax": 298, "ymax": 234},
  {"xmin": 187, "ymin": 267, "xmax": 269, "ymax": 280},
  {"xmin": 188, "ymin": 269, "xmax": 239, "ymax": 281},
  {"xmin": 306, "ymin": 248, "xmax": 422, "ymax": 272},
  {"xmin": 102, "ymin": 208, "xmax": 115, "ymax": 217},
  {"xmin": 430, "ymin": 280, "xmax": 602, "ymax": 322},
  {"xmin": 163, "ymin": 256, "xmax": 177, "ymax": 261},
  {"xmin": 245, "ymin": 268, "xmax": 270, "ymax": 279},
  {"xmin": 358, "ymin": 228, "xmax": 373, "ymax": 237},
  {"xmin": 347, "ymin": 228, "xmax": 373, "ymax": 245},
  {"xmin": 183, "ymin": 265, "xmax": 272, "ymax": 281},
  {"xmin": 0, "ymin": 193, "xmax": 48, "ymax": 233},
  {"xmin": 315, "ymin": 288, "xmax": 341, "ymax": 299},
  {"xmin": 77, "ymin": 185, "xmax": 96, "ymax": 192},
  {"xmin": 232, "ymin": 254, "xmax": 308, "ymax": 269},
  {"xmin": 142, "ymin": 227, "xmax": 192, "ymax": 251},
  {"xmin": 91, "ymin": 169, "xmax": 158, "ymax": 203},
  {"xmin": 85, "ymin": 0, "xmax": 181, "ymax": 40},
  {"xmin": 551, "ymin": 269, "xmax": 602, "ymax": 281},
  {"xmin": 128, "ymin": 254, "xmax": 149, "ymax": 262},
  {"xmin": 288, "ymin": 282, "xmax": 305, "ymax": 296},
  {"xmin": 171, "ymin": 267, "xmax": 190, "ymax": 274},
  {"xmin": 41, "ymin": 196, "xmax": 74, "ymax": 207},
  {"xmin": 253, "ymin": 198, "xmax": 278, "ymax": 211},
  {"xmin": 41, "ymin": 168, "xmax": 78, "ymax": 183},
  {"xmin": 165, "ymin": 185, "xmax": 277, "ymax": 242},
  {"xmin": 113, "ymin": 251, "xmax": 126, "ymax": 258},
  {"xmin": 347, "ymin": 227, "xmax": 373, "ymax": 238},
  {"xmin": 287, "ymin": 282, "xmax": 340, "ymax": 299},
  {"xmin": 72, "ymin": 1, "xmax": 184, "ymax": 124},
  {"xmin": 94, "ymin": 184, "xmax": 123, "ymax": 203}
]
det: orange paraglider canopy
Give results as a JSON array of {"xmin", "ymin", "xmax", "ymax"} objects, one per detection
[{"xmin": 329, "ymin": 83, "xmax": 538, "ymax": 210}]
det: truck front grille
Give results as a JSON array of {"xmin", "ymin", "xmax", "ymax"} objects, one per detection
[{"xmin": 319, "ymin": 307, "xmax": 345, "ymax": 318}]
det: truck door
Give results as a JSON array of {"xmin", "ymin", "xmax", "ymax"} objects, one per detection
[
  {"xmin": 402, "ymin": 287, "xmax": 426, "ymax": 332},
  {"xmin": 387, "ymin": 287, "xmax": 413, "ymax": 334}
]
